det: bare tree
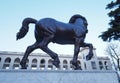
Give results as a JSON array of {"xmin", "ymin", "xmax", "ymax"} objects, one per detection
[{"xmin": 105, "ymin": 42, "xmax": 120, "ymax": 71}]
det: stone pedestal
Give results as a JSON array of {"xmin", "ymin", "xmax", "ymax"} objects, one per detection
[{"xmin": 0, "ymin": 70, "xmax": 119, "ymax": 83}]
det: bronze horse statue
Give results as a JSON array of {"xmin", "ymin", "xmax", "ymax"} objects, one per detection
[{"xmin": 16, "ymin": 14, "xmax": 93, "ymax": 70}]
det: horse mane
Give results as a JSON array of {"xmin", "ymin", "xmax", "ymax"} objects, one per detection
[{"xmin": 69, "ymin": 14, "xmax": 87, "ymax": 24}]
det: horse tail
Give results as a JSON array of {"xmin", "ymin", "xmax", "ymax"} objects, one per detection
[{"xmin": 16, "ymin": 18, "xmax": 37, "ymax": 40}]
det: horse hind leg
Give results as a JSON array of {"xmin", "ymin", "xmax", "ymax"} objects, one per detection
[
  {"xmin": 74, "ymin": 61, "xmax": 82, "ymax": 70},
  {"xmin": 41, "ymin": 45, "xmax": 60, "ymax": 68},
  {"xmin": 38, "ymin": 36, "xmax": 60, "ymax": 68},
  {"xmin": 20, "ymin": 42, "xmax": 39, "ymax": 69}
]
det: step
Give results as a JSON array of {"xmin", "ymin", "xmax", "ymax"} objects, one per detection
[{"xmin": 0, "ymin": 70, "xmax": 119, "ymax": 83}]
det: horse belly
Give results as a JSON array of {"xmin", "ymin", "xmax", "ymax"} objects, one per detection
[
  {"xmin": 53, "ymin": 39, "xmax": 75, "ymax": 44},
  {"xmin": 53, "ymin": 32, "xmax": 75, "ymax": 44}
]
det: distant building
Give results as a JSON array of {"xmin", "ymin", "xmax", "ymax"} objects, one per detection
[{"xmin": 0, "ymin": 47, "xmax": 112, "ymax": 70}]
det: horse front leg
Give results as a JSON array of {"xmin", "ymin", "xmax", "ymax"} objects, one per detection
[
  {"xmin": 20, "ymin": 42, "xmax": 39, "ymax": 69},
  {"xmin": 82, "ymin": 43, "xmax": 93, "ymax": 60},
  {"xmin": 72, "ymin": 38, "xmax": 82, "ymax": 70}
]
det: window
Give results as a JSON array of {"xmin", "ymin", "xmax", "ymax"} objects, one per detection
[
  {"xmin": 3, "ymin": 57, "xmax": 11, "ymax": 69},
  {"xmin": 31, "ymin": 59, "xmax": 37, "ymax": 70},
  {"xmin": 91, "ymin": 61, "xmax": 97, "ymax": 69},
  {"xmin": 104, "ymin": 61, "xmax": 109, "ymax": 70},
  {"xmin": 84, "ymin": 62, "xmax": 87, "ymax": 69},
  {"xmin": 40, "ymin": 59, "xmax": 45, "ymax": 70},
  {"xmin": 14, "ymin": 58, "xmax": 20, "ymax": 63},
  {"xmin": 76, "ymin": 60, "xmax": 82, "ymax": 70},
  {"xmin": 48, "ymin": 59, "xmax": 53, "ymax": 70},
  {"xmin": 70, "ymin": 60, "xmax": 73, "ymax": 70},
  {"xmin": 77, "ymin": 60, "xmax": 81, "ymax": 66},
  {"xmin": 0, "ymin": 57, "xmax": 1, "ymax": 62},
  {"xmin": 99, "ymin": 61, "xmax": 104, "ymax": 70},
  {"xmin": 63, "ymin": 60, "xmax": 68, "ymax": 70},
  {"xmin": 13, "ymin": 58, "xmax": 20, "ymax": 69}
]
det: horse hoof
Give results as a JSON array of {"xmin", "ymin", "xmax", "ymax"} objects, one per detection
[
  {"xmin": 72, "ymin": 61, "xmax": 77, "ymax": 66},
  {"xmin": 74, "ymin": 66, "xmax": 82, "ymax": 70},
  {"xmin": 21, "ymin": 67, "xmax": 27, "ymax": 69},
  {"xmin": 20, "ymin": 62, "xmax": 27, "ymax": 69},
  {"xmin": 52, "ymin": 60, "xmax": 60, "ymax": 68},
  {"xmin": 86, "ymin": 54, "xmax": 93, "ymax": 61}
]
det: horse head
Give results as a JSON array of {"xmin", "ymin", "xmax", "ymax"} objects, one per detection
[
  {"xmin": 69, "ymin": 14, "xmax": 87, "ymax": 23},
  {"xmin": 69, "ymin": 14, "xmax": 88, "ymax": 33}
]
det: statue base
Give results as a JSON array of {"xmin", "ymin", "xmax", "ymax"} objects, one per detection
[{"xmin": 0, "ymin": 70, "xmax": 119, "ymax": 83}]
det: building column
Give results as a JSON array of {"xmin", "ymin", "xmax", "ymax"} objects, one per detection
[
  {"xmin": 28, "ymin": 58, "xmax": 32, "ymax": 70},
  {"xmin": 37, "ymin": 58, "xmax": 40, "ymax": 70},
  {"xmin": 86, "ymin": 60, "xmax": 92, "ymax": 70},
  {"xmin": 96, "ymin": 60, "xmax": 100, "ymax": 70},
  {"xmin": 60, "ymin": 60, "xmax": 63, "ymax": 70},
  {"xmin": 45, "ymin": 58, "xmax": 48, "ymax": 70},
  {"xmin": 0, "ymin": 57, "xmax": 5, "ymax": 69},
  {"xmin": 81, "ymin": 59, "xmax": 85, "ymax": 70},
  {"xmin": 67, "ymin": 60, "xmax": 71, "ymax": 70},
  {"xmin": 9, "ymin": 57, "xmax": 14, "ymax": 69}
]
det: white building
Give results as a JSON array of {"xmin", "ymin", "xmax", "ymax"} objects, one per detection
[
  {"xmin": 0, "ymin": 47, "xmax": 112, "ymax": 70},
  {"xmin": 0, "ymin": 48, "xmax": 119, "ymax": 83}
]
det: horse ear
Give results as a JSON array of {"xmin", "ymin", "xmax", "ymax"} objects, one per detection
[
  {"xmin": 69, "ymin": 18, "xmax": 74, "ymax": 23},
  {"xmin": 69, "ymin": 14, "xmax": 83, "ymax": 24},
  {"xmin": 69, "ymin": 16, "xmax": 76, "ymax": 23}
]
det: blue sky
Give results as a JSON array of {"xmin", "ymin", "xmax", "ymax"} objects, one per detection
[{"xmin": 0, "ymin": 0, "xmax": 110, "ymax": 56}]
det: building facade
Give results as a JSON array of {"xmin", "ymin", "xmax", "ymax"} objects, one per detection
[{"xmin": 0, "ymin": 47, "xmax": 112, "ymax": 70}]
